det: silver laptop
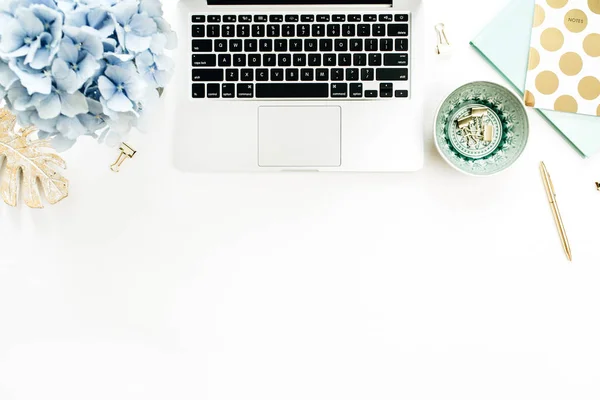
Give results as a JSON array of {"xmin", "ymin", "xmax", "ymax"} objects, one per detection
[{"xmin": 173, "ymin": 0, "xmax": 424, "ymax": 172}]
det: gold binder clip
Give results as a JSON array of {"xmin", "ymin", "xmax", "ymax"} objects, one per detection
[
  {"xmin": 435, "ymin": 23, "xmax": 451, "ymax": 55},
  {"xmin": 595, "ymin": 182, "xmax": 600, "ymax": 191},
  {"xmin": 110, "ymin": 143, "xmax": 136, "ymax": 172}
]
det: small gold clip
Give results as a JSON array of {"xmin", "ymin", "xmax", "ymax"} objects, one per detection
[
  {"xmin": 435, "ymin": 23, "xmax": 451, "ymax": 55},
  {"xmin": 110, "ymin": 142, "xmax": 136, "ymax": 172},
  {"xmin": 595, "ymin": 182, "xmax": 600, "ymax": 191},
  {"xmin": 457, "ymin": 115, "xmax": 473, "ymax": 129},
  {"xmin": 483, "ymin": 125, "xmax": 493, "ymax": 142},
  {"xmin": 471, "ymin": 107, "xmax": 488, "ymax": 118}
]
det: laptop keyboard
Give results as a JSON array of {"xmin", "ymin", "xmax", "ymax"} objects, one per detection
[{"xmin": 190, "ymin": 13, "xmax": 410, "ymax": 100}]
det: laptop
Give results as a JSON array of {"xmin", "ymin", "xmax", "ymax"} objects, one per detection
[{"xmin": 173, "ymin": 0, "xmax": 424, "ymax": 172}]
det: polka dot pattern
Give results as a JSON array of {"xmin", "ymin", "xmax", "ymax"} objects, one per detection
[{"xmin": 525, "ymin": 0, "xmax": 600, "ymax": 116}]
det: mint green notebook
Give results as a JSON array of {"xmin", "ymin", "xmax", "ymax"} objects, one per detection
[{"xmin": 471, "ymin": 0, "xmax": 600, "ymax": 158}]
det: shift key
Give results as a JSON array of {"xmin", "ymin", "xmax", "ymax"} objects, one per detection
[
  {"xmin": 376, "ymin": 68, "xmax": 408, "ymax": 81},
  {"xmin": 192, "ymin": 69, "xmax": 224, "ymax": 81}
]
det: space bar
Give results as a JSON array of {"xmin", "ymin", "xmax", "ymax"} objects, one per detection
[{"xmin": 256, "ymin": 83, "xmax": 329, "ymax": 98}]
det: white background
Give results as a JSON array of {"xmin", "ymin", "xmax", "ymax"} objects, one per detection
[{"xmin": 2, "ymin": 0, "xmax": 600, "ymax": 399}]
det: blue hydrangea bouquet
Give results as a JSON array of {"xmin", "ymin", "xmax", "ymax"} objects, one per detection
[{"xmin": 0, "ymin": 0, "xmax": 177, "ymax": 150}]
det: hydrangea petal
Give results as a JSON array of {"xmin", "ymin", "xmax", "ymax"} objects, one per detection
[
  {"xmin": 106, "ymin": 91, "xmax": 133, "ymax": 112},
  {"xmin": 124, "ymin": 32, "xmax": 152, "ymax": 52},
  {"xmin": 97, "ymin": 75, "xmax": 117, "ymax": 98},
  {"xmin": 9, "ymin": 60, "xmax": 52, "ymax": 95},
  {"xmin": 109, "ymin": 1, "xmax": 137, "ymax": 26},
  {"xmin": 56, "ymin": 115, "xmax": 87, "ymax": 139},
  {"xmin": 59, "ymin": 90, "xmax": 88, "ymax": 117},
  {"xmin": 0, "ymin": 61, "xmax": 18, "ymax": 89},
  {"xmin": 14, "ymin": 7, "xmax": 44, "ymax": 36},
  {"xmin": 36, "ymin": 92, "xmax": 61, "ymax": 119},
  {"xmin": 130, "ymin": 14, "xmax": 157, "ymax": 36}
]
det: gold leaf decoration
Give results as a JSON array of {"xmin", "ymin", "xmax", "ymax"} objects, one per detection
[{"xmin": 0, "ymin": 108, "xmax": 68, "ymax": 208}]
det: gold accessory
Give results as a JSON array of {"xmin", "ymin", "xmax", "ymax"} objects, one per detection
[
  {"xmin": 0, "ymin": 108, "xmax": 68, "ymax": 208},
  {"xmin": 540, "ymin": 162, "xmax": 572, "ymax": 261},
  {"xmin": 110, "ymin": 143, "xmax": 136, "ymax": 172},
  {"xmin": 596, "ymin": 182, "xmax": 600, "ymax": 191},
  {"xmin": 435, "ymin": 23, "xmax": 451, "ymax": 55}
]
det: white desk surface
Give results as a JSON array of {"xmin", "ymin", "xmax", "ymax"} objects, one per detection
[{"xmin": 1, "ymin": 1, "xmax": 600, "ymax": 399}]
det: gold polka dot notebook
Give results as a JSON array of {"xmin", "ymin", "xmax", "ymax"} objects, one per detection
[{"xmin": 524, "ymin": 0, "xmax": 600, "ymax": 116}]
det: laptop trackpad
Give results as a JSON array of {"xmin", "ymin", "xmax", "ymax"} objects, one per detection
[{"xmin": 258, "ymin": 106, "xmax": 341, "ymax": 167}]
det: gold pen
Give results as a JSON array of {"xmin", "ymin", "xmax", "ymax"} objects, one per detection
[{"xmin": 540, "ymin": 162, "xmax": 572, "ymax": 261}]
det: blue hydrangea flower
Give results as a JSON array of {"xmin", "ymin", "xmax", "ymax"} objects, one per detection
[
  {"xmin": 8, "ymin": 58, "xmax": 53, "ymax": 95},
  {"xmin": 135, "ymin": 50, "xmax": 172, "ymax": 88},
  {"xmin": 98, "ymin": 63, "xmax": 146, "ymax": 113},
  {"xmin": 0, "ymin": 5, "xmax": 64, "ymax": 69},
  {"xmin": 110, "ymin": 1, "xmax": 157, "ymax": 53}
]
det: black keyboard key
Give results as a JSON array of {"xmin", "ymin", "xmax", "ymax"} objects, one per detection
[
  {"xmin": 350, "ymin": 39, "xmax": 362, "ymax": 52},
  {"xmin": 305, "ymin": 39, "xmax": 318, "ymax": 52},
  {"xmin": 357, "ymin": 24, "xmax": 370, "ymax": 37},
  {"xmin": 333, "ymin": 15, "xmax": 345, "ymax": 22},
  {"xmin": 331, "ymin": 68, "xmax": 344, "ymax": 81},
  {"xmin": 222, "ymin": 24, "xmax": 235, "ymax": 37},
  {"xmin": 237, "ymin": 25, "xmax": 250, "ymax": 37},
  {"xmin": 316, "ymin": 68, "xmax": 329, "ymax": 81},
  {"xmin": 380, "ymin": 89, "xmax": 393, "ymax": 98},
  {"xmin": 282, "ymin": 24, "xmax": 295, "ymax": 37},
  {"xmin": 373, "ymin": 24, "xmax": 385, "ymax": 36},
  {"xmin": 364, "ymin": 14, "xmax": 377, "ymax": 22},
  {"xmin": 327, "ymin": 24, "xmax": 340, "ymax": 37},
  {"xmin": 271, "ymin": 69, "xmax": 284, "ymax": 81},
  {"xmin": 286, "ymin": 68, "xmax": 299, "ymax": 81},
  {"xmin": 239, "ymin": 15, "xmax": 252, "ymax": 23},
  {"xmin": 222, "ymin": 83, "xmax": 235, "ymax": 98},
  {"xmin": 274, "ymin": 39, "xmax": 287, "ymax": 52},
  {"xmin": 193, "ymin": 54, "xmax": 217, "ymax": 67},
  {"xmin": 290, "ymin": 39, "xmax": 303, "ymax": 51},
  {"xmin": 208, "ymin": 15, "xmax": 220, "ymax": 23},
  {"xmin": 192, "ymin": 39, "xmax": 212, "ymax": 52},
  {"xmin": 192, "ymin": 69, "xmax": 224, "ymax": 81},
  {"xmin": 301, "ymin": 68, "xmax": 314, "ymax": 81},
  {"xmin": 260, "ymin": 39, "xmax": 273, "ymax": 52},
  {"xmin": 263, "ymin": 54, "xmax": 276, "ymax": 66},
  {"xmin": 365, "ymin": 39, "xmax": 378, "ymax": 52},
  {"xmin": 379, "ymin": 14, "xmax": 393, "ymax": 22},
  {"xmin": 207, "ymin": 83, "xmax": 220, "ymax": 98},
  {"xmin": 380, "ymin": 83, "xmax": 393, "ymax": 90},
  {"xmin": 244, "ymin": 39, "xmax": 258, "ymax": 52},
  {"xmin": 376, "ymin": 68, "xmax": 408, "ymax": 81},
  {"xmin": 241, "ymin": 69, "xmax": 254, "ymax": 81},
  {"xmin": 317, "ymin": 15, "xmax": 330, "ymax": 22},
  {"xmin": 297, "ymin": 24, "xmax": 310, "ymax": 37},
  {"xmin": 226, "ymin": 69, "xmax": 239, "ymax": 81},
  {"xmin": 218, "ymin": 54, "xmax": 232, "ymax": 66},
  {"xmin": 346, "ymin": 68, "xmax": 359, "ymax": 81},
  {"xmin": 256, "ymin": 69, "xmax": 269, "ymax": 81},
  {"xmin": 388, "ymin": 24, "xmax": 409, "ymax": 36},
  {"xmin": 350, "ymin": 83, "xmax": 363, "ymax": 97},
  {"xmin": 268, "ymin": 25, "xmax": 280, "ymax": 37},
  {"xmin": 256, "ymin": 83, "xmax": 328, "ymax": 98},
  {"xmin": 348, "ymin": 14, "xmax": 361, "ymax": 22},
  {"xmin": 285, "ymin": 15, "xmax": 299, "ymax": 22},
  {"xmin": 395, "ymin": 14, "xmax": 409, "ymax": 22},
  {"xmin": 192, "ymin": 25, "xmax": 205, "ymax": 37},
  {"xmin": 335, "ymin": 39, "xmax": 348, "ymax": 51},
  {"xmin": 365, "ymin": 90, "xmax": 378, "ymax": 98},
  {"xmin": 230, "ymin": 39, "xmax": 243, "ymax": 52},
  {"xmin": 384, "ymin": 53, "xmax": 408, "ymax": 66},
  {"xmin": 237, "ymin": 83, "xmax": 254, "ymax": 98},
  {"xmin": 215, "ymin": 39, "xmax": 227, "ymax": 52},
  {"xmin": 361, "ymin": 68, "xmax": 374, "ymax": 81},
  {"xmin": 224, "ymin": 15, "xmax": 236, "ymax": 22},
  {"xmin": 320, "ymin": 39, "xmax": 333, "ymax": 51},
  {"xmin": 248, "ymin": 54, "xmax": 261, "ymax": 66},
  {"xmin": 338, "ymin": 54, "xmax": 351, "ymax": 66},
  {"xmin": 331, "ymin": 82, "xmax": 347, "ymax": 97},
  {"xmin": 233, "ymin": 54, "xmax": 246, "ymax": 66},
  {"xmin": 308, "ymin": 53, "xmax": 321, "ymax": 66},
  {"xmin": 207, "ymin": 25, "xmax": 220, "ymax": 37},
  {"xmin": 395, "ymin": 90, "xmax": 408, "ymax": 98},
  {"xmin": 278, "ymin": 54, "xmax": 291, "ymax": 66},
  {"xmin": 342, "ymin": 24, "xmax": 355, "ymax": 37},
  {"xmin": 255, "ymin": 15, "xmax": 268, "ymax": 22},
  {"xmin": 270, "ymin": 15, "xmax": 283, "ymax": 22},
  {"xmin": 192, "ymin": 15, "xmax": 205, "ymax": 23},
  {"xmin": 353, "ymin": 53, "xmax": 366, "ymax": 66},
  {"xmin": 252, "ymin": 24, "xmax": 265, "ymax": 37},
  {"xmin": 368, "ymin": 53, "xmax": 382, "ymax": 66},
  {"xmin": 192, "ymin": 83, "xmax": 205, "ymax": 98},
  {"xmin": 293, "ymin": 54, "xmax": 306, "ymax": 66},
  {"xmin": 312, "ymin": 24, "xmax": 325, "ymax": 37},
  {"xmin": 324, "ymin": 53, "xmax": 336, "ymax": 66},
  {"xmin": 395, "ymin": 38, "xmax": 409, "ymax": 51},
  {"xmin": 301, "ymin": 15, "xmax": 314, "ymax": 22},
  {"xmin": 380, "ymin": 39, "xmax": 393, "ymax": 51}
]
